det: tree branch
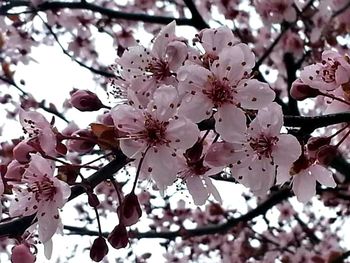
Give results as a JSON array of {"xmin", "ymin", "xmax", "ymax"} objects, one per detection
[
  {"xmin": 0, "ymin": 151, "xmax": 129, "ymax": 238},
  {"xmin": 0, "ymin": 1, "xmax": 202, "ymax": 29},
  {"xmin": 64, "ymin": 188, "xmax": 291, "ymax": 239}
]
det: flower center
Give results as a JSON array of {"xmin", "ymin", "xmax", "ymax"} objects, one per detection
[
  {"xmin": 203, "ymin": 76, "xmax": 233, "ymax": 107},
  {"xmin": 22, "ymin": 118, "xmax": 40, "ymax": 138},
  {"xmin": 143, "ymin": 115, "xmax": 169, "ymax": 146},
  {"xmin": 320, "ymin": 59, "xmax": 340, "ymax": 83},
  {"xmin": 29, "ymin": 176, "xmax": 56, "ymax": 202},
  {"xmin": 146, "ymin": 58, "xmax": 171, "ymax": 80},
  {"xmin": 249, "ymin": 135, "xmax": 278, "ymax": 158}
]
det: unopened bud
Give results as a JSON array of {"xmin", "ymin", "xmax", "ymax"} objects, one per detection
[
  {"xmin": 290, "ymin": 79, "xmax": 320, "ymax": 100},
  {"xmin": 107, "ymin": 223, "xmax": 129, "ymax": 249},
  {"xmin": 70, "ymin": 90, "xmax": 104, "ymax": 112},
  {"xmin": 90, "ymin": 237, "xmax": 109, "ymax": 262},
  {"xmin": 316, "ymin": 145, "xmax": 338, "ymax": 165},
  {"xmin": 88, "ymin": 193, "xmax": 100, "ymax": 208},
  {"xmin": 11, "ymin": 244, "xmax": 36, "ymax": 263},
  {"xmin": 119, "ymin": 192, "xmax": 142, "ymax": 226}
]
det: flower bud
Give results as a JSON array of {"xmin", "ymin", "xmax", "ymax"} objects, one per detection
[
  {"xmin": 290, "ymin": 78, "xmax": 320, "ymax": 100},
  {"xmin": 119, "ymin": 192, "xmax": 142, "ymax": 226},
  {"xmin": 88, "ymin": 193, "xmax": 100, "ymax": 208},
  {"xmin": 90, "ymin": 237, "xmax": 109, "ymax": 262},
  {"xmin": 70, "ymin": 90, "xmax": 104, "ymax": 112},
  {"xmin": 316, "ymin": 145, "xmax": 338, "ymax": 165},
  {"xmin": 107, "ymin": 224, "xmax": 128, "ymax": 249},
  {"xmin": 11, "ymin": 244, "xmax": 36, "ymax": 263}
]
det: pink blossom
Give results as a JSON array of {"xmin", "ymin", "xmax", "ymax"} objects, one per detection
[
  {"xmin": 300, "ymin": 50, "xmax": 350, "ymax": 91},
  {"xmin": 277, "ymin": 155, "xmax": 336, "ymax": 203},
  {"xmin": 70, "ymin": 89, "xmax": 104, "ymax": 112},
  {"xmin": 177, "ymin": 142, "xmax": 223, "ymax": 206},
  {"xmin": 9, "ymin": 154, "xmax": 71, "ymax": 244},
  {"xmin": 231, "ymin": 103, "xmax": 301, "ymax": 196},
  {"xmin": 115, "ymin": 21, "xmax": 188, "ymax": 106},
  {"xmin": 178, "ymin": 44, "xmax": 275, "ymax": 142},
  {"xmin": 111, "ymin": 85, "xmax": 199, "ymax": 191},
  {"xmin": 19, "ymin": 108, "xmax": 57, "ymax": 156},
  {"xmin": 193, "ymin": 27, "xmax": 239, "ymax": 67}
]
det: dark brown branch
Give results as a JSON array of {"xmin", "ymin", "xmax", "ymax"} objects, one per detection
[
  {"xmin": 0, "ymin": 151, "xmax": 129, "ymax": 238},
  {"xmin": 198, "ymin": 112, "xmax": 350, "ymax": 133},
  {"xmin": 64, "ymin": 188, "xmax": 291, "ymax": 239},
  {"xmin": 0, "ymin": 1, "xmax": 202, "ymax": 29},
  {"xmin": 283, "ymin": 53, "xmax": 300, "ymax": 116},
  {"xmin": 183, "ymin": 0, "xmax": 209, "ymax": 30}
]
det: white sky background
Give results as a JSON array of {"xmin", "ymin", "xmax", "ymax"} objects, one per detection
[{"xmin": 0, "ymin": 9, "xmax": 350, "ymax": 263}]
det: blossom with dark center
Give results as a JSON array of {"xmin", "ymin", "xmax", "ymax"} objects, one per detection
[
  {"xmin": 277, "ymin": 153, "xmax": 336, "ymax": 203},
  {"xmin": 177, "ymin": 143, "xmax": 222, "ymax": 206},
  {"xmin": 249, "ymin": 135, "xmax": 279, "ymax": 159},
  {"xmin": 113, "ymin": 21, "xmax": 188, "ymax": 106},
  {"xmin": 9, "ymin": 154, "xmax": 70, "ymax": 247},
  {"xmin": 111, "ymin": 85, "xmax": 199, "ymax": 192},
  {"xmin": 178, "ymin": 44, "xmax": 275, "ymax": 143},
  {"xmin": 230, "ymin": 103, "xmax": 301, "ymax": 196},
  {"xmin": 300, "ymin": 50, "xmax": 350, "ymax": 91}
]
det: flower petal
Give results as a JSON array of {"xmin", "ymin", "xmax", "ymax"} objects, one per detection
[
  {"xmin": 309, "ymin": 164, "xmax": 336, "ymax": 188},
  {"xmin": 186, "ymin": 176, "xmax": 208, "ymax": 206},
  {"xmin": 292, "ymin": 171, "xmax": 316, "ymax": 203},
  {"xmin": 215, "ymin": 105, "xmax": 246, "ymax": 143}
]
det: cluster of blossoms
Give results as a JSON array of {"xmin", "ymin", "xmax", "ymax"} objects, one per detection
[
  {"xmin": 109, "ymin": 21, "xmax": 336, "ymax": 205},
  {"xmin": 1, "ymin": 14, "xmax": 348, "ymax": 262}
]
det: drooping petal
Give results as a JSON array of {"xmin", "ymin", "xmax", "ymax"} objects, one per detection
[
  {"xmin": 292, "ymin": 171, "xmax": 316, "ymax": 203},
  {"xmin": 186, "ymin": 176, "xmax": 209, "ymax": 206},
  {"xmin": 43, "ymin": 239, "xmax": 53, "ymax": 260},
  {"xmin": 37, "ymin": 203, "xmax": 60, "ymax": 243},
  {"xmin": 203, "ymin": 176, "xmax": 222, "ymax": 204}
]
